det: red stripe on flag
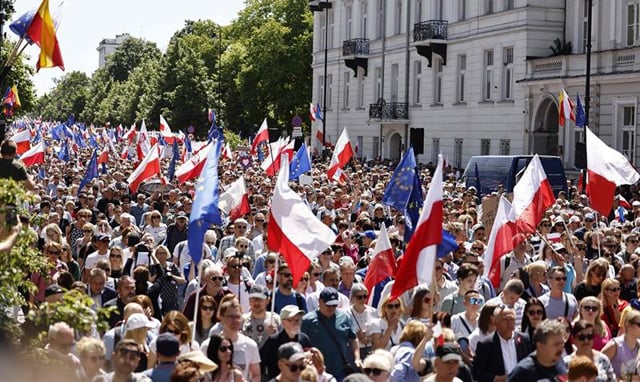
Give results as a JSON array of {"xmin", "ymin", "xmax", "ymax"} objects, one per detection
[
  {"xmin": 586, "ymin": 169, "xmax": 617, "ymax": 216},
  {"xmin": 267, "ymin": 217, "xmax": 312, "ymax": 285}
]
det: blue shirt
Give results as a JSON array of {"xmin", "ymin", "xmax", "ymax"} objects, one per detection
[
  {"xmin": 273, "ymin": 289, "xmax": 307, "ymax": 314},
  {"xmin": 390, "ymin": 341, "xmax": 421, "ymax": 382}
]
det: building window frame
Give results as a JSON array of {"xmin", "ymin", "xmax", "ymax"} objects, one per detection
[
  {"xmin": 457, "ymin": 54, "xmax": 466, "ymax": 103},
  {"xmin": 628, "ymin": 0, "xmax": 640, "ymax": 47},
  {"xmin": 432, "ymin": 138, "xmax": 440, "ymax": 164},
  {"xmin": 499, "ymin": 139, "xmax": 511, "ymax": 155},
  {"xmin": 614, "ymin": 97, "xmax": 638, "ymax": 163},
  {"xmin": 361, "ymin": 0, "xmax": 368, "ymax": 38},
  {"xmin": 413, "ymin": 61, "xmax": 422, "ymax": 105},
  {"xmin": 502, "ymin": 47, "xmax": 514, "ymax": 100},
  {"xmin": 481, "ymin": 139, "xmax": 491, "ymax": 155},
  {"xmin": 433, "ymin": 57, "xmax": 443, "ymax": 105},
  {"xmin": 483, "ymin": 50, "xmax": 494, "ymax": 101},
  {"xmin": 454, "ymin": 139, "xmax": 463, "ymax": 169}
]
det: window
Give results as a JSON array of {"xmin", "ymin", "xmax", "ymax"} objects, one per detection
[
  {"xmin": 361, "ymin": 0, "xmax": 368, "ymax": 38},
  {"xmin": 415, "ymin": 0, "xmax": 423, "ymax": 23},
  {"xmin": 457, "ymin": 54, "xmax": 466, "ymax": 103},
  {"xmin": 346, "ymin": 5, "xmax": 353, "ymax": 40},
  {"xmin": 454, "ymin": 139, "xmax": 463, "ymax": 169},
  {"xmin": 328, "ymin": 9, "xmax": 335, "ymax": 48},
  {"xmin": 376, "ymin": 0, "xmax": 384, "ymax": 39},
  {"xmin": 432, "ymin": 138, "xmax": 440, "ymax": 163},
  {"xmin": 483, "ymin": 50, "xmax": 494, "ymax": 101},
  {"xmin": 394, "ymin": 0, "xmax": 402, "ymax": 35},
  {"xmin": 622, "ymin": 105, "xmax": 636, "ymax": 162},
  {"xmin": 373, "ymin": 136, "xmax": 380, "ymax": 160},
  {"xmin": 484, "ymin": 0, "xmax": 494, "ymax": 15},
  {"xmin": 435, "ymin": 0, "xmax": 444, "ymax": 20},
  {"xmin": 502, "ymin": 47, "xmax": 514, "ymax": 100},
  {"xmin": 628, "ymin": 0, "xmax": 640, "ymax": 46},
  {"xmin": 459, "ymin": 0, "xmax": 466, "ymax": 21},
  {"xmin": 481, "ymin": 139, "xmax": 491, "ymax": 155},
  {"xmin": 433, "ymin": 57, "xmax": 443, "ymax": 104},
  {"xmin": 327, "ymin": 74, "xmax": 333, "ymax": 108},
  {"xmin": 320, "ymin": 13, "xmax": 327, "ymax": 49},
  {"xmin": 357, "ymin": 68, "xmax": 365, "ymax": 108},
  {"xmin": 506, "ymin": 0, "xmax": 514, "ymax": 10},
  {"xmin": 413, "ymin": 61, "xmax": 422, "ymax": 105},
  {"xmin": 356, "ymin": 136, "xmax": 363, "ymax": 158},
  {"xmin": 318, "ymin": 75, "xmax": 325, "ymax": 108},
  {"xmin": 500, "ymin": 139, "xmax": 511, "ymax": 155},
  {"xmin": 343, "ymin": 72, "xmax": 351, "ymax": 108},
  {"xmin": 582, "ymin": 0, "xmax": 590, "ymax": 52},
  {"xmin": 375, "ymin": 67, "xmax": 382, "ymax": 101},
  {"xmin": 391, "ymin": 63, "xmax": 399, "ymax": 102}
]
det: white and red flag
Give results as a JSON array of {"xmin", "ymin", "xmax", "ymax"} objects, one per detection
[
  {"xmin": 586, "ymin": 127, "xmax": 640, "ymax": 216},
  {"xmin": 136, "ymin": 120, "xmax": 151, "ymax": 160},
  {"xmin": 219, "ymin": 177, "xmax": 251, "ymax": 221},
  {"xmin": 327, "ymin": 127, "xmax": 353, "ymax": 182},
  {"xmin": 510, "ymin": 154, "xmax": 556, "ymax": 235},
  {"xmin": 123, "ymin": 123, "xmax": 137, "ymax": 143},
  {"xmin": 175, "ymin": 141, "xmax": 214, "ymax": 183},
  {"xmin": 309, "ymin": 103, "xmax": 318, "ymax": 122},
  {"xmin": 10, "ymin": 129, "xmax": 31, "ymax": 155},
  {"xmin": 127, "ymin": 143, "xmax": 160, "ymax": 193},
  {"xmin": 267, "ymin": 155, "xmax": 337, "ymax": 285},
  {"xmin": 364, "ymin": 223, "xmax": 397, "ymax": 297},
  {"xmin": 222, "ymin": 142, "xmax": 233, "ymax": 160},
  {"xmin": 159, "ymin": 115, "xmax": 178, "ymax": 144},
  {"xmin": 483, "ymin": 195, "xmax": 517, "ymax": 288},
  {"xmin": 390, "ymin": 155, "xmax": 444, "ymax": 300},
  {"xmin": 261, "ymin": 137, "xmax": 295, "ymax": 176},
  {"xmin": 250, "ymin": 118, "xmax": 269, "ymax": 154},
  {"xmin": 20, "ymin": 141, "xmax": 45, "ymax": 167},
  {"xmin": 559, "ymin": 89, "xmax": 575, "ymax": 126}
]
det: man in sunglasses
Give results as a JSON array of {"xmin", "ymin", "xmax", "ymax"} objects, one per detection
[
  {"xmin": 271, "ymin": 342, "xmax": 308, "ymax": 382},
  {"xmin": 97, "ymin": 339, "xmax": 151, "ymax": 382},
  {"xmin": 539, "ymin": 266, "xmax": 578, "ymax": 320}
]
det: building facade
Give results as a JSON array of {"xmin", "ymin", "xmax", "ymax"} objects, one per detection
[
  {"xmin": 97, "ymin": 33, "xmax": 131, "ymax": 69},
  {"xmin": 311, "ymin": 0, "xmax": 640, "ymax": 169}
]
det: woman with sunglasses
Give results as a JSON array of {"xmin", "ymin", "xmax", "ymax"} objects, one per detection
[
  {"xmin": 75, "ymin": 222, "xmax": 96, "ymax": 269},
  {"xmin": 371, "ymin": 297, "xmax": 405, "ymax": 350},
  {"xmin": 191, "ymin": 295, "xmax": 217, "ymax": 345},
  {"xmin": 77, "ymin": 336, "xmax": 106, "ymax": 380},
  {"xmin": 60, "ymin": 242, "xmax": 81, "ymax": 282},
  {"xmin": 574, "ymin": 297, "xmax": 611, "ymax": 351},
  {"xmin": 521, "ymin": 298, "xmax": 547, "ymax": 340},
  {"xmin": 206, "ymin": 334, "xmax": 245, "ymax": 382},
  {"xmin": 601, "ymin": 310, "xmax": 640, "ymax": 378},
  {"xmin": 362, "ymin": 349, "xmax": 393, "ymax": 382},
  {"xmin": 573, "ymin": 258, "xmax": 609, "ymax": 302},
  {"xmin": 351, "ymin": 283, "xmax": 378, "ymax": 357},
  {"xmin": 408, "ymin": 286, "xmax": 434, "ymax": 325},
  {"xmin": 565, "ymin": 320, "xmax": 615, "ymax": 382},
  {"xmin": 524, "ymin": 261, "xmax": 549, "ymax": 298},
  {"xmin": 600, "ymin": 278, "xmax": 628, "ymax": 337}
]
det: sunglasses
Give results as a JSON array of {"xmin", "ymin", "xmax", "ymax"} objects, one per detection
[
  {"xmin": 354, "ymin": 294, "xmax": 368, "ymax": 300},
  {"xmin": 386, "ymin": 303, "xmax": 401, "ymax": 309},
  {"xmin": 582, "ymin": 305, "xmax": 598, "ymax": 312},
  {"xmin": 209, "ymin": 276, "xmax": 225, "ymax": 282},
  {"xmin": 527, "ymin": 309, "xmax": 544, "ymax": 316},
  {"xmin": 48, "ymin": 250, "xmax": 61, "ymax": 255},
  {"xmin": 168, "ymin": 329, "xmax": 182, "ymax": 335},
  {"xmin": 471, "ymin": 246, "xmax": 484, "ymax": 251},
  {"xmin": 228, "ymin": 264, "xmax": 242, "ymax": 269},
  {"xmin": 83, "ymin": 229, "xmax": 93, "ymax": 233},
  {"xmin": 201, "ymin": 305, "xmax": 215, "ymax": 311},
  {"xmin": 629, "ymin": 240, "xmax": 639, "ymax": 244},
  {"xmin": 280, "ymin": 273, "xmax": 293, "ymax": 278},
  {"xmin": 364, "ymin": 368, "xmax": 385, "ymax": 376},
  {"xmin": 110, "ymin": 254, "xmax": 122, "ymax": 258},
  {"xmin": 552, "ymin": 277, "xmax": 567, "ymax": 281},
  {"xmin": 607, "ymin": 287, "xmax": 621, "ymax": 292},
  {"xmin": 576, "ymin": 333, "xmax": 594, "ymax": 341},
  {"xmin": 88, "ymin": 355, "xmax": 106, "ymax": 362},
  {"xmin": 118, "ymin": 348, "xmax": 141, "ymax": 359},
  {"xmin": 469, "ymin": 297, "xmax": 484, "ymax": 305},
  {"xmin": 238, "ymin": 245, "xmax": 249, "ymax": 249},
  {"xmin": 287, "ymin": 363, "xmax": 306, "ymax": 372},
  {"xmin": 235, "ymin": 226, "xmax": 247, "ymax": 229},
  {"xmin": 313, "ymin": 272, "xmax": 322, "ymax": 277},
  {"xmin": 219, "ymin": 345, "xmax": 232, "ymax": 352}
]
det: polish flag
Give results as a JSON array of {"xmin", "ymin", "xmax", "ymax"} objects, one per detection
[
  {"xmin": 97, "ymin": 147, "xmax": 109, "ymax": 165},
  {"xmin": 309, "ymin": 103, "xmax": 317, "ymax": 122},
  {"xmin": 222, "ymin": 142, "xmax": 233, "ymax": 160},
  {"xmin": 136, "ymin": 120, "xmax": 151, "ymax": 160},
  {"xmin": 510, "ymin": 154, "xmax": 556, "ymax": 235},
  {"xmin": 390, "ymin": 155, "xmax": 444, "ymax": 300},
  {"xmin": 127, "ymin": 143, "xmax": 161, "ymax": 193},
  {"xmin": 175, "ymin": 141, "xmax": 214, "ymax": 183},
  {"xmin": 20, "ymin": 141, "xmax": 45, "ymax": 167},
  {"xmin": 219, "ymin": 177, "xmax": 251, "ymax": 221},
  {"xmin": 159, "ymin": 115, "xmax": 177, "ymax": 144},
  {"xmin": 261, "ymin": 137, "xmax": 295, "ymax": 176},
  {"xmin": 120, "ymin": 144, "xmax": 130, "ymax": 160},
  {"xmin": 315, "ymin": 128, "xmax": 324, "ymax": 145},
  {"xmin": 327, "ymin": 127, "xmax": 354, "ymax": 182},
  {"xmin": 364, "ymin": 223, "xmax": 397, "ymax": 296},
  {"xmin": 250, "ymin": 118, "xmax": 270, "ymax": 154},
  {"xmin": 586, "ymin": 127, "xmax": 640, "ymax": 216},
  {"xmin": 484, "ymin": 195, "xmax": 517, "ymax": 288},
  {"xmin": 10, "ymin": 129, "xmax": 32, "ymax": 155},
  {"xmin": 123, "ymin": 123, "xmax": 137, "ymax": 143},
  {"xmin": 268, "ymin": 155, "xmax": 337, "ymax": 284},
  {"xmin": 559, "ymin": 89, "xmax": 575, "ymax": 126}
]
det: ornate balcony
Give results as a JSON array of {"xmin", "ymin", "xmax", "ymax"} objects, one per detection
[
  {"xmin": 369, "ymin": 100, "xmax": 409, "ymax": 120},
  {"xmin": 342, "ymin": 38, "xmax": 369, "ymax": 77},
  {"xmin": 413, "ymin": 20, "xmax": 448, "ymax": 67}
]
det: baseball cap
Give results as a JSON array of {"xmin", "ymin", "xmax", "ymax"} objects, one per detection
[
  {"xmin": 277, "ymin": 342, "xmax": 306, "ymax": 362},
  {"xmin": 248, "ymin": 284, "xmax": 269, "ymax": 300},
  {"xmin": 584, "ymin": 213, "xmax": 596, "ymax": 221},
  {"xmin": 569, "ymin": 216, "xmax": 581, "ymax": 224},
  {"xmin": 97, "ymin": 233, "xmax": 111, "ymax": 242},
  {"xmin": 156, "ymin": 333, "xmax": 180, "ymax": 357},
  {"xmin": 45, "ymin": 284, "xmax": 64, "ymax": 298},
  {"xmin": 319, "ymin": 287, "xmax": 340, "ymax": 306},
  {"xmin": 435, "ymin": 343, "xmax": 462, "ymax": 363},
  {"xmin": 176, "ymin": 211, "xmax": 188, "ymax": 219},
  {"xmin": 125, "ymin": 313, "xmax": 155, "ymax": 331},
  {"xmin": 362, "ymin": 230, "xmax": 377, "ymax": 240},
  {"xmin": 280, "ymin": 305, "xmax": 305, "ymax": 320},
  {"xmin": 634, "ymin": 201, "xmax": 640, "ymax": 207}
]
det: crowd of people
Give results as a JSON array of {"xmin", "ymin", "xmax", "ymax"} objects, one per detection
[{"xmin": 2, "ymin": 130, "xmax": 640, "ymax": 382}]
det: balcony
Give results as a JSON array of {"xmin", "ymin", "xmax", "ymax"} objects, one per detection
[
  {"xmin": 413, "ymin": 20, "xmax": 448, "ymax": 67},
  {"xmin": 369, "ymin": 101, "xmax": 409, "ymax": 121},
  {"xmin": 309, "ymin": 0, "xmax": 331, "ymax": 12},
  {"xmin": 342, "ymin": 38, "xmax": 370, "ymax": 77}
]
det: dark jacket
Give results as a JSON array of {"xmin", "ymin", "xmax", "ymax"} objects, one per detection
[
  {"xmin": 104, "ymin": 297, "xmax": 126, "ymax": 328},
  {"xmin": 472, "ymin": 331, "xmax": 533, "ymax": 382},
  {"xmin": 88, "ymin": 286, "xmax": 117, "ymax": 307},
  {"xmin": 259, "ymin": 329, "xmax": 312, "ymax": 381}
]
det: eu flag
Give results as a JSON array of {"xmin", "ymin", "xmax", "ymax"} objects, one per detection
[
  {"xmin": 436, "ymin": 230, "xmax": 459, "ymax": 258},
  {"xmin": 57, "ymin": 140, "xmax": 70, "ymax": 162},
  {"xmin": 207, "ymin": 111, "xmax": 223, "ymax": 142},
  {"xmin": 188, "ymin": 139, "xmax": 223, "ymax": 264},
  {"xmin": 78, "ymin": 150, "xmax": 98, "ymax": 193},
  {"xmin": 167, "ymin": 140, "xmax": 179, "ymax": 182},
  {"xmin": 9, "ymin": 9, "xmax": 35, "ymax": 42},
  {"xmin": 404, "ymin": 169, "xmax": 424, "ymax": 242},
  {"xmin": 575, "ymin": 93, "xmax": 586, "ymax": 127},
  {"xmin": 289, "ymin": 143, "xmax": 312, "ymax": 181}
]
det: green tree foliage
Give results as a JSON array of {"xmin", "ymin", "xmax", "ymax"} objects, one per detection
[
  {"xmin": 34, "ymin": 71, "xmax": 89, "ymax": 121},
  {"xmin": 106, "ymin": 37, "xmax": 162, "ymax": 82}
]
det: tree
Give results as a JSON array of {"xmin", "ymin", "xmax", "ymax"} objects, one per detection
[
  {"xmin": 34, "ymin": 71, "xmax": 89, "ymax": 121},
  {"xmin": 106, "ymin": 37, "xmax": 162, "ymax": 82}
]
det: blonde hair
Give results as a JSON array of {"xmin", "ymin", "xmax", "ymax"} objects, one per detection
[
  {"xmin": 575, "ymin": 296, "xmax": 607, "ymax": 337},
  {"xmin": 380, "ymin": 296, "xmax": 405, "ymax": 320},
  {"xmin": 77, "ymin": 336, "xmax": 105, "ymax": 358}
]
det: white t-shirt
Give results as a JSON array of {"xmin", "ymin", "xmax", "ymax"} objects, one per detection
[
  {"xmin": 84, "ymin": 252, "xmax": 109, "ymax": 270},
  {"xmin": 450, "ymin": 312, "xmax": 478, "ymax": 340},
  {"xmin": 368, "ymin": 318, "xmax": 404, "ymax": 350},
  {"xmin": 231, "ymin": 333, "xmax": 261, "ymax": 380}
]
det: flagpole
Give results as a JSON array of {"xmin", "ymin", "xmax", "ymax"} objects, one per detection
[{"xmin": 269, "ymin": 256, "xmax": 279, "ymax": 325}]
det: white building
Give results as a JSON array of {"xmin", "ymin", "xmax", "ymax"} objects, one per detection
[
  {"xmin": 311, "ymin": 0, "xmax": 640, "ymax": 169},
  {"xmin": 97, "ymin": 33, "xmax": 131, "ymax": 69}
]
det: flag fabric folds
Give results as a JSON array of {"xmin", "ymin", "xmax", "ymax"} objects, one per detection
[
  {"xmin": 510, "ymin": 154, "xmax": 556, "ymax": 235},
  {"xmin": 575, "ymin": 93, "xmax": 586, "ymax": 127},
  {"xmin": 586, "ymin": 127, "xmax": 640, "ymax": 216},
  {"xmin": 309, "ymin": 103, "xmax": 317, "ymax": 122},
  {"xmin": 436, "ymin": 230, "xmax": 459, "ymax": 259},
  {"xmin": 176, "ymin": 141, "xmax": 212, "ymax": 183},
  {"xmin": 558, "ymin": 89, "xmax": 575, "ymax": 126},
  {"xmin": 57, "ymin": 139, "xmax": 70, "ymax": 162},
  {"xmin": 26, "ymin": 0, "xmax": 64, "ymax": 71},
  {"xmin": 2, "ymin": 85, "xmax": 21, "ymax": 117},
  {"xmin": 327, "ymin": 127, "xmax": 353, "ymax": 182},
  {"xmin": 251, "ymin": 118, "xmax": 270, "ymax": 154},
  {"xmin": 9, "ymin": 9, "xmax": 36, "ymax": 42},
  {"xmin": 188, "ymin": 139, "xmax": 224, "ymax": 265},
  {"xmin": 484, "ymin": 195, "xmax": 516, "ymax": 288},
  {"xmin": 218, "ymin": 177, "xmax": 251, "ymax": 221},
  {"xmin": 167, "ymin": 140, "xmax": 180, "ymax": 182},
  {"xmin": 127, "ymin": 143, "xmax": 160, "ymax": 193},
  {"xmin": 268, "ymin": 155, "xmax": 337, "ymax": 285},
  {"xmin": 289, "ymin": 143, "xmax": 312, "ymax": 181},
  {"xmin": 364, "ymin": 223, "xmax": 397, "ymax": 296},
  {"xmin": 78, "ymin": 150, "xmax": 98, "ymax": 193},
  {"xmin": 390, "ymin": 155, "xmax": 444, "ymax": 300},
  {"xmin": 20, "ymin": 141, "xmax": 45, "ymax": 167},
  {"xmin": 10, "ymin": 129, "xmax": 31, "ymax": 154}
]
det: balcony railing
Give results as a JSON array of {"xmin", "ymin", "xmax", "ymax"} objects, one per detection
[
  {"xmin": 413, "ymin": 20, "xmax": 448, "ymax": 42},
  {"xmin": 369, "ymin": 101, "xmax": 409, "ymax": 120},
  {"xmin": 342, "ymin": 38, "xmax": 370, "ymax": 56}
]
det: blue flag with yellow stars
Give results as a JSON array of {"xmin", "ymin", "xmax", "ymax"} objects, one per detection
[{"xmin": 289, "ymin": 143, "xmax": 312, "ymax": 181}]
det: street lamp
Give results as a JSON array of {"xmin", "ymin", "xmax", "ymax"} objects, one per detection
[{"xmin": 310, "ymin": 0, "xmax": 332, "ymax": 159}]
